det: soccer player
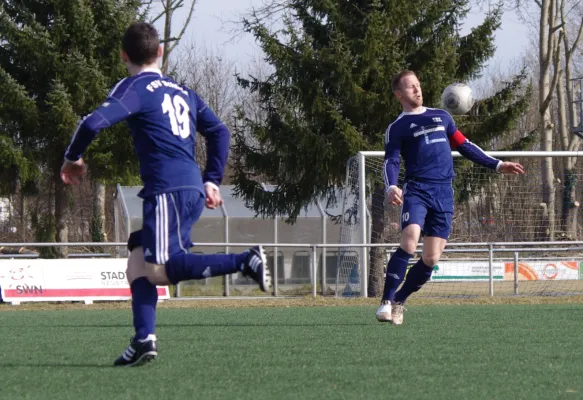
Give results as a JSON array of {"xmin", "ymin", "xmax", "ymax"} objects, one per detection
[
  {"xmin": 61, "ymin": 22, "xmax": 272, "ymax": 366},
  {"xmin": 376, "ymin": 70, "xmax": 524, "ymax": 325}
]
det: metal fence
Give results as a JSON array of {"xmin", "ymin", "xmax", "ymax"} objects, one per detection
[{"xmin": 1, "ymin": 241, "xmax": 583, "ymax": 299}]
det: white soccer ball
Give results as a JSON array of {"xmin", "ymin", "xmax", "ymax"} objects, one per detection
[{"xmin": 441, "ymin": 83, "xmax": 474, "ymax": 115}]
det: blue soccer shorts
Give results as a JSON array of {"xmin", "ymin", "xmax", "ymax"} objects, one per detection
[
  {"xmin": 127, "ymin": 190, "xmax": 205, "ymax": 264},
  {"xmin": 400, "ymin": 181, "xmax": 454, "ymax": 239}
]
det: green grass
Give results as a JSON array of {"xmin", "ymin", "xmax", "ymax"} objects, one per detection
[{"xmin": 1, "ymin": 304, "xmax": 583, "ymax": 399}]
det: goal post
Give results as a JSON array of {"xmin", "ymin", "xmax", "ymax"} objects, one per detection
[{"xmin": 337, "ymin": 151, "xmax": 583, "ymax": 298}]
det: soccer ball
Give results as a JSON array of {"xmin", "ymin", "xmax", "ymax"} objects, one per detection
[{"xmin": 441, "ymin": 83, "xmax": 474, "ymax": 115}]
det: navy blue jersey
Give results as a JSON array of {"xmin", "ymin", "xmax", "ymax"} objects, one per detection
[
  {"xmin": 65, "ymin": 68, "xmax": 229, "ymax": 198},
  {"xmin": 383, "ymin": 107, "xmax": 500, "ymax": 190}
]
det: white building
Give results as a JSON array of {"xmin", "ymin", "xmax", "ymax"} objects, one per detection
[{"xmin": 0, "ymin": 197, "xmax": 13, "ymax": 223}]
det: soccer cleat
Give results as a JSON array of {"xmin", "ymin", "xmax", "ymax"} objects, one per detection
[
  {"xmin": 376, "ymin": 300, "xmax": 392, "ymax": 322},
  {"xmin": 391, "ymin": 303, "xmax": 405, "ymax": 325},
  {"xmin": 113, "ymin": 335, "xmax": 158, "ymax": 367},
  {"xmin": 242, "ymin": 245, "xmax": 272, "ymax": 292}
]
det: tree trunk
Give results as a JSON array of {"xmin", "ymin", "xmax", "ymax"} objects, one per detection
[
  {"xmin": 368, "ymin": 182, "xmax": 387, "ymax": 297},
  {"xmin": 17, "ymin": 181, "xmax": 26, "ymax": 242},
  {"xmin": 556, "ymin": 76, "xmax": 579, "ymax": 238},
  {"xmin": 161, "ymin": 0, "xmax": 173, "ymax": 74},
  {"xmin": 539, "ymin": 0, "xmax": 556, "ymax": 241},
  {"xmin": 92, "ymin": 181, "xmax": 107, "ymax": 242},
  {"xmin": 540, "ymin": 122, "xmax": 556, "ymax": 241},
  {"xmin": 561, "ymin": 168, "xmax": 579, "ymax": 239},
  {"xmin": 54, "ymin": 168, "xmax": 69, "ymax": 257}
]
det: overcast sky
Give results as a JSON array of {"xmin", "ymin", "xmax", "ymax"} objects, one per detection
[{"xmin": 153, "ymin": 0, "xmax": 532, "ymax": 94}]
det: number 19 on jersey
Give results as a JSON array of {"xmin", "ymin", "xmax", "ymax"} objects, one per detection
[{"xmin": 162, "ymin": 94, "xmax": 190, "ymax": 139}]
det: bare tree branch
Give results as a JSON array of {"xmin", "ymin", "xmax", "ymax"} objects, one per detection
[
  {"xmin": 149, "ymin": 9, "xmax": 166, "ymax": 24},
  {"xmin": 542, "ymin": 29, "xmax": 564, "ymax": 112},
  {"xmin": 167, "ymin": 0, "xmax": 197, "ymax": 55},
  {"xmin": 564, "ymin": 0, "xmax": 582, "ymax": 17},
  {"xmin": 567, "ymin": 17, "xmax": 583, "ymax": 61},
  {"xmin": 220, "ymin": 0, "xmax": 292, "ymax": 45},
  {"xmin": 160, "ymin": 36, "xmax": 179, "ymax": 43},
  {"xmin": 540, "ymin": 0, "xmax": 554, "ymax": 81},
  {"xmin": 551, "ymin": 22, "xmax": 565, "ymax": 32},
  {"xmin": 169, "ymin": 0, "xmax": 184, "ymax": 11},
  {"xmin": 159, "ymin": 0, "xmax": 197, "ymax": 73}
]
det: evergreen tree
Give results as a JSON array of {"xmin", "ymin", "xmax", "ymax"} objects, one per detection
[
  {"xmin": 0, "ymin": 0, "xmax": 141, "ymax": 253},
  {"xmin": 234, "ymin": 0, "xmax": 531, "ymax": 295}
]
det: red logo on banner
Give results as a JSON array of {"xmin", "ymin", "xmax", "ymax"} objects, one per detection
[{"xmin": 0, "ymin": 265, "xmax": 35, "ymax": 288}]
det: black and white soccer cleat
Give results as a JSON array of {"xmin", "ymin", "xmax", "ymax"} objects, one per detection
[
  {"xmin": 242, "ymin": 245, "xmax": 272, "ymax": 292},
  {"xmin": 113, "ymin": 335, "xmax": 158, "ymax": 367}
]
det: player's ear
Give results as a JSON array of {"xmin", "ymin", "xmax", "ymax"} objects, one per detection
[
  {"xmin": 120, "ymin": 50, "xmax": 129, "ymax": 63},
  {"xmin": 157, "ymin": 45, "xmax": 163, "ymax": 59}
]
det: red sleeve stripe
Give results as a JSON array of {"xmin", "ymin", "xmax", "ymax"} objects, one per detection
[{"xmin": 449, "ymin": 130, "xmax": 467, "ymax": 149}]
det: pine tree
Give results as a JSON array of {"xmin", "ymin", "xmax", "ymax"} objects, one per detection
[
  {"xmin": 233, "ymin": 0, "xmax": 531, "ymax": 296},
  {"xmin": 0, "ymin": 0, "xmax": 141, "ymax": 254}
]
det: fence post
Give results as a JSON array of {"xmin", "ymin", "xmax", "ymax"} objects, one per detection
[
  {"xmin": 312, "ymin": 245, "xmax": 317, "ymax": 298},
  {"xmin": 273, "ymin": 217, "xmax": 279, "ymax": 297},
  {"xmin": 358, "ymin": 152, "xmax": 368, "ymax": 298},
  {"xmin": 489, "ymin": 244, "xmax": 494, "ymax": 297},
  {"xmin": 514, "ymin": 251, "xmax": 519, "ymax": 295}
]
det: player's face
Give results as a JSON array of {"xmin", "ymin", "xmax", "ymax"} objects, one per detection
[{"xmin": 396, "ymin": 75, "xmax": 423, "ymax": 109}]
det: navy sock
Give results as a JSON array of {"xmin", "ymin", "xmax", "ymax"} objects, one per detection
[
  {"xmin": 382, "ymin": 247, "xmax": 413, "ymax": 302},
  {"xmin": 165, "ymin": 252, "xmax": 248, "ymax": 284},
  {"xmin": 394, "ymin": 258, "xmax": 434, "ymax": 304},
  {"xmin": 131, "ymin": 277, "xmax": 158, "ymax": 340}
]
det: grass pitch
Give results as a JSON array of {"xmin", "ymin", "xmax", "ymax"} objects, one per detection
[{"xmin": 1, "ymin": 300, "xmax": 582, "ymax": 400}]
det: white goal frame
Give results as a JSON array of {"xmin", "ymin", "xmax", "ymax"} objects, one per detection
[{"xmin": 354, "ymin": 150, "xmax": 583, "ymax": 297}]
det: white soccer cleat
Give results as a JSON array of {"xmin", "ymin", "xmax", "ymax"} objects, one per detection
[
  {"xmin": 376, "ymin": 300, "xmax": 392, "ymax": 322},
  {"xmin": 391, "ymin": 303, "xmax": 404, "ymax": 325}
]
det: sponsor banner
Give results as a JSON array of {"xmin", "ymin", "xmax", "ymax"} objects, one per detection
[
  {"xmin": 0, "ymin": 258, "xmax": 170, "ymax": 304},
  {"xmin": 431, "ymin": 261, "xmax": 504, "ymax": 281},
  {"xmin": 504, "ymin": 261, "xmax": 579, "ymax": 281}
]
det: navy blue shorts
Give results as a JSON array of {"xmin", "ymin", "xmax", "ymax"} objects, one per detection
[
  {"xmin": 127, "ymin": 190, "xmax": 205, "ymax": 264},
  {"xmin": 400, "ymin": 181, "xmax": 454, "ymax": 239}
]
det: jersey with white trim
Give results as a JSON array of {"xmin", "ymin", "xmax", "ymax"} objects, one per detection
[
  {"xmin": 64, "ymin": 70, "xmax": 230, "ymax": 198},
  {"xmin": 384, "ymin": 107, "xmax": 457, "ymax": 187}
]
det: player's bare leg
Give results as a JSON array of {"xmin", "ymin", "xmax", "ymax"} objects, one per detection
[
  {"xmin": 144, "ymin": 262, "xmax": 172, "ymax": 285},
  {"xmin": 126, "ymin": 246, "xmax": 147, "ymax": 284},
  {"xmin": 114, "ymin": 247, "xmax": 158, "ymax": 367},
  {"xmin": 421, "ymin": 236, "xmax": 446, "ymax": 268},
  {"xmin": 391, "ymin": 236, "xmax": 447, "ymax": 325},
  {"xmin": 376, "ymin": 224, "xmax": 421, "ymax": 322}
]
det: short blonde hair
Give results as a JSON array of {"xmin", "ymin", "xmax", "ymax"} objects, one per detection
[{"xmin": 391, "ymin": 70, "xmax": 417, "ymax": 92}]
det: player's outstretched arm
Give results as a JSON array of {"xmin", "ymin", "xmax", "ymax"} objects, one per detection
[
  {"xmin": 62, "ymin": 85, "xmax": 140, "ymax": 185},
  {"xmin": 497, "ymin": 161, "xmax": 525, "ymax": 175},
  {"xmin": 384, "ymin": 125, "xmax": 403, "ymax": 206},
  {"xmin": 448, "ymin": 130, "xmax": 525, "ymax": 175},
  {"xmin": 194, "ymin": 92, "xmax": 230, "ymax": 208}
]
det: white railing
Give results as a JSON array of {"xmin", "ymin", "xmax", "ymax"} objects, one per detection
[{"xmin": 2, "ymin": 241, "xmax": 583, "ymax": 298}]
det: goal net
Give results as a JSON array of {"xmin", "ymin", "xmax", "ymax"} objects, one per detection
[{"xmin": 336, "ymin": 151, "xmax": 583, "ymax": 298}]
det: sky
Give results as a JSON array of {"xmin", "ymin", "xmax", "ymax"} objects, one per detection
[{"xmin": 156, "ymin": 0, "xmax": 533, "ymax": 92}]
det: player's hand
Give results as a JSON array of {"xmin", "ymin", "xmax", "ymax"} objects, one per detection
[
  {"xmin": 385, "ymin": 186, "xmax": 403, "ymax": 207},
  {"xmin": 498, "ymin": 162, "xmax": 525, "ymax": 175},
  {"xmin": 60, "ymin": 158, "xmax": 87, "ymax": 185},
  {"xmin": 204, "ymin": 183, "xmax": 224, "ymax": 209}
]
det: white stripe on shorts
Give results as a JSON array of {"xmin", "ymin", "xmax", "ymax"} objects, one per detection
[{"xmin": 156, "ymin": 194, "xmax": 170, "ymax": 264}]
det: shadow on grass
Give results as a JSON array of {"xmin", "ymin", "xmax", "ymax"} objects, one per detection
[
  {"xmin": 0, "ymin": 362, "xmax": 116, "ymax": 368},
  {"xmin": 0, "ymin": 321, "xmax": 375, "ymax": 329}
]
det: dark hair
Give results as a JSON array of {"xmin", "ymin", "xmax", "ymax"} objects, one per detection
[
  {"xmin": 391, "ymin": 70, "xmax": 417, "ymax": 92},
  {"xmin": 121, "ymin": 22, "xmax": 160, "ymax": 65}
]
